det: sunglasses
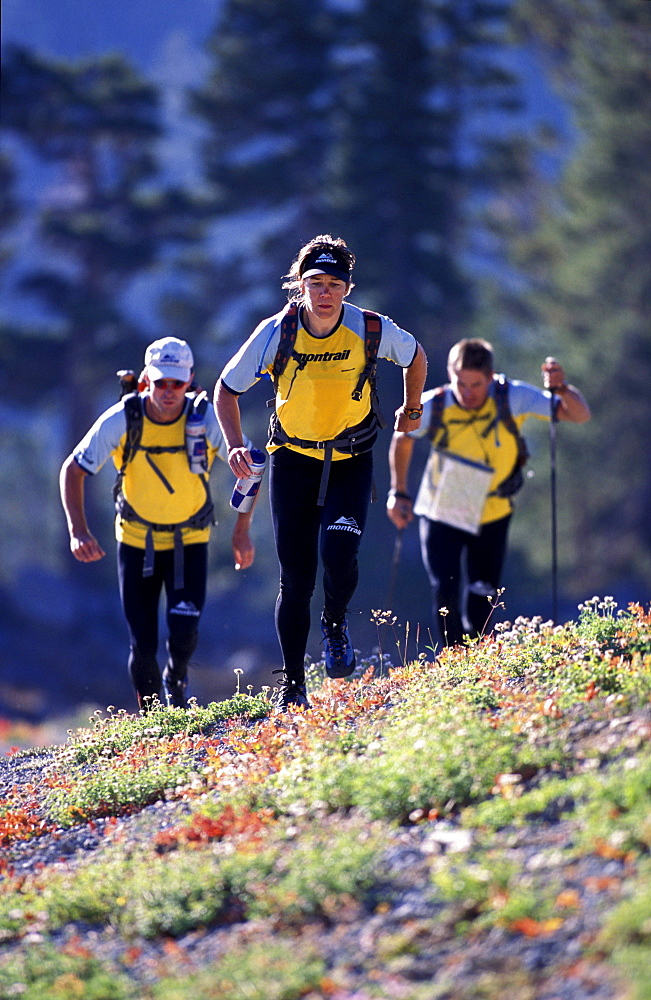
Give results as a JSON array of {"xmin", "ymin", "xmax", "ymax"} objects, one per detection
[{"xmin": 153, "ymin": 379, "xmax": 186, "ymax": 390}]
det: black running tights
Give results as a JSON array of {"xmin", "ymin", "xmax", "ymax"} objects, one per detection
[
  {"xmin": 418, "ymin": 515, "xmax": 511, "ymax": 647},
  {"xmin": 117, "ymin": 541, "xmax": 207, "ymax": 702},
  {"xmin": 269, "ymin": 447, "xmax": 373, "ymax": 681}
]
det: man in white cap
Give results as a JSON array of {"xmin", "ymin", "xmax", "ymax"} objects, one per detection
[{"xmin": 60, "ymin": 337, "xmax": 256, "ymax": 711}]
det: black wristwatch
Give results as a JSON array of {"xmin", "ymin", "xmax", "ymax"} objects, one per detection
[{"xmin": 406, "ymin": 406, "xmax": 423, "ymax": 421}]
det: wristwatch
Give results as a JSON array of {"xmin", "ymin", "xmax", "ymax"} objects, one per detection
[{"xmin": 405, "ymin": 406, "xmax": 423, "ymax": 420}]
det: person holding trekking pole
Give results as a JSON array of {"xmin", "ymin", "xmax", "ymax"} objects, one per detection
[
  {"xmin": 214, "ymin": 235, "xmax": 427, "ymax": 710},
  {"xmin": 60, "ymin": 337, "xmax": 256, "ymax": 711},
  {"xmin": 387, "ymin": 339, "xmax": 590, "ymax": 647}
]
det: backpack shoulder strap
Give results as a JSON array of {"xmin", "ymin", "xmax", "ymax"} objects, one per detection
[
  {"xmin": 363, "ymin": 309, "xmax": 382, "ymax": 356},
  {"xmin": 351, "ymin": 310, "xmax": 382, "ymax": 402},
  {"xmin": 121, "ymin": 392, "xmax": 144, "ymax": 468},
  {"xmin": 428, "ymin": 385, "xmax": 449, "ymax": 442},
  {"xmin": 271, "ymin": 302, "xmax": 300, "ymax": 383},
  {"xmin": 489, "ymin": 374, "xmax": 530, "ymax": 473},
  {"xmin": 112, "ymin": 392, "xmax": 143, "ymax": 503},
  {"xmin": 493, "ymin": 374, "xmax": 518, "ymax": 436}
]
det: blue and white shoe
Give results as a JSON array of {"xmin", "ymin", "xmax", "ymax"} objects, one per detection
[{"xmin": 321, "ymin": 615, "xmax": 356, "ymax": 679}]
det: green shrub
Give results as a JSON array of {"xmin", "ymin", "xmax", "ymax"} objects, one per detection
[
  {"xmin": 0, "ymin": 942, "xmax": 137, "ymax": 1000},
  {"xmin": 349, "ymin": 693, "xmax": 564, "ymax": 822},
  {"xmin": 0, "ymin": 815, "xmax": 383, "ymax": 943},
  {"xmin": 254, "ymin": 746, "xmax": 360, "ymax": 815},
  {"xmin": 251, "ymin": 817, "xmax": 385, "ymax": 922},
  {"xmin": 0, "ymin": 842, "xmax": 279, "ymax": 941},
  {"xmin": 46, "ymin": 753, "xmax": 206, "ymax": 825},
  {"xmin": 598, "ymin": 856, "xmax": 651, "ymax": 1000},
  {"xmin": 466, "ymin": 774, "xmax": 585, "ymax": 831},
  {"xmin": 575, "ymin": 596, "xmax": 634, "ymax": 650},
  {"xmin": 152, "ymin": 938, "xmax": 326, "ymax": 1000},
  {"xmin": 576, "ymin": 746, "xmax": 651, "ymax": 854},
  {"xmin": 57, "ymin": 694, "xmax": 270, "ymax": 767}
]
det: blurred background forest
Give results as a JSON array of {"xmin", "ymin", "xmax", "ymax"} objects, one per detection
[{"xmin": 1, "ymin": 0, "xmax": 650, "ymax": 726}]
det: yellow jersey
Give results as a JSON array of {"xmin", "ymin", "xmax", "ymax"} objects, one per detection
[
  {"xmin": 73, "ymin": 396, "xmax": 230, "ymax": 550},
  {"xmin": 220, "ymin": 301, "xmax": 418, "ymax": 462},
  {"xmin": 410, "ymin": 380, "xmax": 553, "ymax": 524}
]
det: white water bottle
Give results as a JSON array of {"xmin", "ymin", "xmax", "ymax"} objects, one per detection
[
  {"xmin": 185, "ymin": 398, "xmax": 208, "ymax": 474},
  {"xmin": 230, "ymin": 448, "xmax": 267, "ymax": 512}
]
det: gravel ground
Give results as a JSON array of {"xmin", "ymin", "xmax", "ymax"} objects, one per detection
[{"xmin": 2, "ymin": 706, "xmax": 649, "ymax": 999}]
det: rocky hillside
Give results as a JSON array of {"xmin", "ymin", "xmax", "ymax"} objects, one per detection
[{"xmin": 1, "ymin": 597, "xmax": 650, "ymax": 1000}]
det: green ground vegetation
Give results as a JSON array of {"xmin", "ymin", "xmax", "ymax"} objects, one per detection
[{"xmin": 1, "ymin": 597, "xmax": 650, "ymax": 1000}]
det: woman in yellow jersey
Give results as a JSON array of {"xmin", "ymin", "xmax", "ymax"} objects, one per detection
[
  {"xmin": 215, "ymin": 235, "xmax": 427, "ymax": 710},
  {"xmin": 387, "ymin": 338, "xmax": 590, "ymax": 647},
  {"xmin": 60, "ymin": 338, "xmax": 255, "ymax": 711}
]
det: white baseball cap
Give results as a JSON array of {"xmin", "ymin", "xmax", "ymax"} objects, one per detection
[{"xmin": 144, "ymin": 338, "xmax": 194, "ymax": 382}]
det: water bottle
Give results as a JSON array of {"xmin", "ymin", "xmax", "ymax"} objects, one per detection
[
  {"xmin": 185, "ymin": 398, "xmax": 208, "ymax": 474},
  {"xmin": 230, "ymin": 448, "xmax": 267, "ymax": 512}
]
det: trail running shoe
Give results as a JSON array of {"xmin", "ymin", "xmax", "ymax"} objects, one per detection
[
  {"xmin": 162, "ymin": 671, "xmax": 188, "ymax": 709},
  {"xmin": 271, "ymin": 674, "xmax": 310, "ymax": 711},
  {"xmin": 321, "ymin": 615, "xmax": 356, "ymax": 679}
]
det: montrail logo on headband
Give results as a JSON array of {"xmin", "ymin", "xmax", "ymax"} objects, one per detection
[{"xmin": 301, "ymin": 247, "xmax": 351, "ymax": 282}]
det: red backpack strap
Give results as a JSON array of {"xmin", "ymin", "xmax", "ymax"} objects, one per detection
[{"xmin": 363, "ymin": 310, "xmax": 382, "ymax": 355}]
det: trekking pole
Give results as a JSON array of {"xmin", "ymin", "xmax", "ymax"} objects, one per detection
[
  {"xmin": 385, "ymin": 528, "xmax": 404, "ymax": 609},
  {"xmin": 549, "ymin": 391, "xmax": 559, "ymax": 623}
]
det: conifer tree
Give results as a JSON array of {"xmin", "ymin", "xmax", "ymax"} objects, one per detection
[
  {"xmin": 326, "ymin": 0, "xmax": 462, "ymax": 356},
  {"xmin": 510, "ymin": 0, "xmax": 651, "ymax": 593},
  {"xmin": 1, "ymin": 46, "xmax": 207, "ymax": 443},
  {"xmin": 191, "ymin": 0, "xmax": 527, "ymax": 374},
  {"xmin": 190, "ymin": 0, "xmax": 341, "ymax": 338},
  {"xmin": 0, "ymin": 155, "xmax": 18, "ymax": 265}
]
